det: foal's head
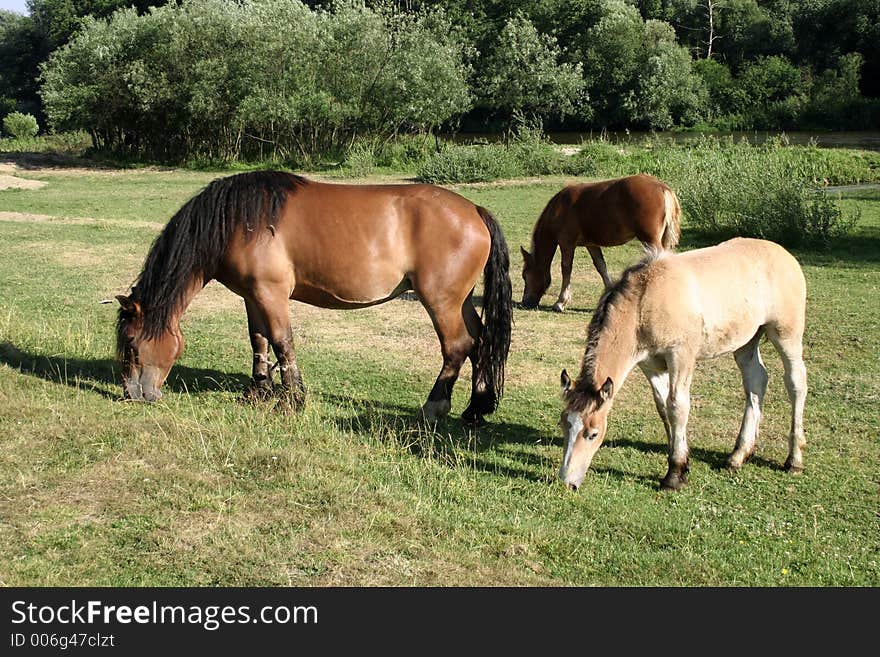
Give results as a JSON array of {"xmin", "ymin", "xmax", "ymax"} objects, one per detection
[
  {"xmin": 520, "ymin": 246, "xmax": 550, "ymax": 309},
  {"xmin": 116, "ymin": 295, "xmax": 184, "ymax": 402},
  {"xmin": 557, "ymin": 369, "xmax": 614, "ymax": 490}
]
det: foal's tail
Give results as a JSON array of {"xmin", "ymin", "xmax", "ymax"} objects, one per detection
[
  {"xmin": 475, "ymin": 206, "xmax": 513, "ymax": 411},
  {"xmin": 661, "ymin": 187, "xmax": 681, "ymax": 251}
]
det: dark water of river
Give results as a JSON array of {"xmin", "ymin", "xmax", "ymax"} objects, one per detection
[{"xmin": 454, "ymin": 130, "xmax": 880, "ymax": 151}]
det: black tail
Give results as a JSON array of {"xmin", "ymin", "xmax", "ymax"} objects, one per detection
[
  {"xmin": 124, "ymin": 170, "xmax": 305, "ymax": 342},
  {"xmin": 475, "ymin": 206, "xmax": 513, "ymax": 411}
]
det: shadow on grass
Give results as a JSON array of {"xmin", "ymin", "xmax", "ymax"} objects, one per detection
[
  {"xmin": 605, "ymin": 435, "xmax": 786, "ymax": 478},
  {"xmin": 1, "ymin": 342, "xmax": 783, "ymax": 486},
  {"xmin": 0, "ymin": 151, "xmax": 175, "ymax": 172},
  {"xmin": 0, "ymin": 342, "xmax": 249, "ymax": 400}
]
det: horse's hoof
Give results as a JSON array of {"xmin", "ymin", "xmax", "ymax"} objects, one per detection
[
  {"xmin": 461, "ymin": 412, "xmax": 486, "ymax": 428},
  {"xmin": 419, "ymin": 399, "xmax": 451, "ymax": 423},
  {"xmin": 243, "ymin": 382, "xmax": 274, "ymax": 404},
  {"xmin": 273, "ymin": 386, "xmax": 306, "ymax": 414},
  {"xmin": 551, "ymin": 303, "xmax": 565, "ymax": 313}
]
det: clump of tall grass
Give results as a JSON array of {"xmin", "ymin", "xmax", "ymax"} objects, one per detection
[
  {"xmin": 416, "ymin": 141, "xmax": 519, "ymax": 183},
  {"xmin": 559, "ymin": 135, "xmax": 863, "ymax": 247},
  {"xmin": 666, "ymin": 138, "xmax": 860, "ymax": 247}
]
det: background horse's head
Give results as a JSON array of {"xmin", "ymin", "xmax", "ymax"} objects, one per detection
[
  {"xmin": 557, "ymin": 369, "xmax": 614, "ymax": 490},
  {"xmin": 520, "ymin": 246, "xmax": 550, "ymax": 308},
  {"xmin": 116, "ymin": 295, "xmax": 184, "ymax": 402}
]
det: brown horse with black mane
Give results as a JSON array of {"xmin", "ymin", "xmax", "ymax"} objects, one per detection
[
  {"xmin": 115, "ymin": 171, "xmax": 512, "ymax": 426},
  {"xmin": 520, "ymin": 173, "xmax": 681, "ymax": 311}
]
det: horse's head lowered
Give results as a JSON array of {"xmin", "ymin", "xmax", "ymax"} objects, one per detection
[
  {"xmin": 116, "ymin": 295, "xmax": 184, "ymax": 402},
  {"xmin": 520, "ymin": 246, "xmax": 550, "ymax": 309},
  {"xmin": 557, "ymin": 369, "xmax": 614, "ymax": 490}
]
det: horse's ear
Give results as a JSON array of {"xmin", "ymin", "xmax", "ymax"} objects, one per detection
[
  {"xmin": 520, "ymin": 246, "xmax": 532, "ymax": 264},
  {"xmin": 560, "ymin": 369, "xmax": 572, "ymax": 395},
  {"xmin": 115, "ymin": 295, "xmax": 141, "ymax": 316},
  {"xmin": 598, "ymin": 377, "xmax": 613, "ymax": 404}
]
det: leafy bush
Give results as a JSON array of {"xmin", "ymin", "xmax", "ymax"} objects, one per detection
[
  {"xmin": 373, "ymin": 134, "xmax": 437, "ymax": 170},
  {"xmin": 417, "ymin": 119, "xmax": 567, "ymax": 183},
  {"xmin": 2, "ymin": 111, "xmax": 38, "ymax": 139},
  {"xmin": 505, "ymin": 116, "xmax": 566, "ymax": 176},
  {"xmin": 416, "ymin": 143, "xmax": 518, "ymax": 183}
]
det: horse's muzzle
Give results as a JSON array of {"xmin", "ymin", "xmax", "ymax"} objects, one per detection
[{"xmin": 520, "ymin": 296, "xmax": 539, "ymax": 310}]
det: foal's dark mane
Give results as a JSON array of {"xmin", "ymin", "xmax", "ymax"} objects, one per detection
[
  {"xmin": 117, "ymin": 171, "xmax": 306, "ymax": 358},
  {"xmin": 565, "ymin": 251, "xmax": 659, "ymax": 412}
]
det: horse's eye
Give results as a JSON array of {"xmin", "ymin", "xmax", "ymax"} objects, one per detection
[{"xmin": 587, "ymin": 430, "xmax": 599, "ymax": 441}]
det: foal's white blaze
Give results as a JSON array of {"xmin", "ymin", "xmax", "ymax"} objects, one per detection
[{"xmin": 559, "ymin": 412, "xmax": 584, "ymax": 482}]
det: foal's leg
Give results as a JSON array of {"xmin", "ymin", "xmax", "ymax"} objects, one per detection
[
  {"xmin": 251, "ymin": 287, "xmax": 306, "ymax": 411},
  {"xmin": 243, "ymin": 299, "xmax": 274, "ymax": 402},
  {"xmin": 586, "ymin": 246, "xmax": 613, "ymax": 289},
  {"xmin": 661, "ymin": 353, "xmax": 696, "ymax": 490},
  {"xmin": 419, "ymin": 298, "xmax": 475, "ymax": 423},
  {"xmin": 766, "ymin": 326, "xmax": 808, "ymax": 473},
  {"xmin": 728, "ymin": 331, "xmax": 769, "ymax": 470},
  {"xmin": 461, "ymin": 295, "xmax": 494, "ymax": 426},
  {"xmin": 552, "ymin": 245, "xmax": 575, "ymax": 313}
]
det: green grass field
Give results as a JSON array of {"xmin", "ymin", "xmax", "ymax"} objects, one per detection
[{"xmin": 1, "ymin": 163, "xmax": 877, "ymax": 586}]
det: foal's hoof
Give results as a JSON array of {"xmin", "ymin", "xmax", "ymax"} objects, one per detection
[
  {"xmin": 784, "ymin": 458, "xmax": 804, "ymax": 474},
  {"xmin": 551, "ymin": 303, "xmax": 565, "ymax": 313},
  {"xmin": 725, "ymin": 450, "xmax": 753, "ymax": 472},
  {"xmin": 660, "ymin": 471, "xmax": 688, "ymax": 491}
]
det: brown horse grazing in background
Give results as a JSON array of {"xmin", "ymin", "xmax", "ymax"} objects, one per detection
[
  {"xmin": 115, "ymin": 171, "xmax": 512, "ymax": 426},
  {"xmin": 520, "ymin": 174, "xmax": 681, "ymax": 312},
  {"xmin": 557, "ymin": 238, "xmax": 807, "ymax": 491}
]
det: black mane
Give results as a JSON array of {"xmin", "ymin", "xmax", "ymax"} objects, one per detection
[
  {"xmin": 117, "ymin": 170, "xmax": 306, "ymax": 357},
  {"xmin": 564, "ymin": 253, "xmax": 657, "ymax": 412}
]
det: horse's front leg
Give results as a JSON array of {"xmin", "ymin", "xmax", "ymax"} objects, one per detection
[
  {"xmin": 243, "ymin": 300, "xmax": 274, "ymax": 403},
  {"xmin": 252, "ymin": 288, "xmax": 306, "ymax": 412},
  {"xmin": 552, "ymin": 245, "xmax": 575, "ymax": 312},
  {"xmin": 661, "ymin": 354, "xmax": 695, "ymax": 491}
]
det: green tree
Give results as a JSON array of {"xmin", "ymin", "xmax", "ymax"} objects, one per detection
[{"xmin": 478, "ymin": 12, "xmax": 585, "ymax": 124}]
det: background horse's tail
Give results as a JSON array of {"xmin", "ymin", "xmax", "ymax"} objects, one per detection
[
  {"xmin": 127, "ymin": 170, "xmax": 305, "ymax": 340},
  {"xmin": 661, "ymin": 187, "xmax": 681, "ymax": 251},
  {"xmin": 475, "ymin": 206, "xmax": 513, "ymax": 411}
]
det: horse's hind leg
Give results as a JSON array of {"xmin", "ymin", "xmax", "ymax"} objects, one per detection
[
  {"xmin": 586, "ymin": 246, "xmax": 612, "ymax": 289},
  {"xmin": 765, "ymin": 325, "xmax": 808, "ymax": 473},
  {"xmin": 728, "ymin": 331, "xmax": 769, "ymax": 470},
  {"xmin": 419, "ymin": 297, "xmax": 474, "ymax": 423},
  {"xmin": 638, "ymin": 359, "xmax": 672, "ymax": 444},
  {"xmin": 552, "ymin": 245, "xmax": 575, "ymax": 312},
  {"xmin": 461, "ymin": 295, "xmax": 494, "ymax": 426},
  {"xmin": 243, "ymin": 300, "xmax": 274, "ymax": 402}
]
